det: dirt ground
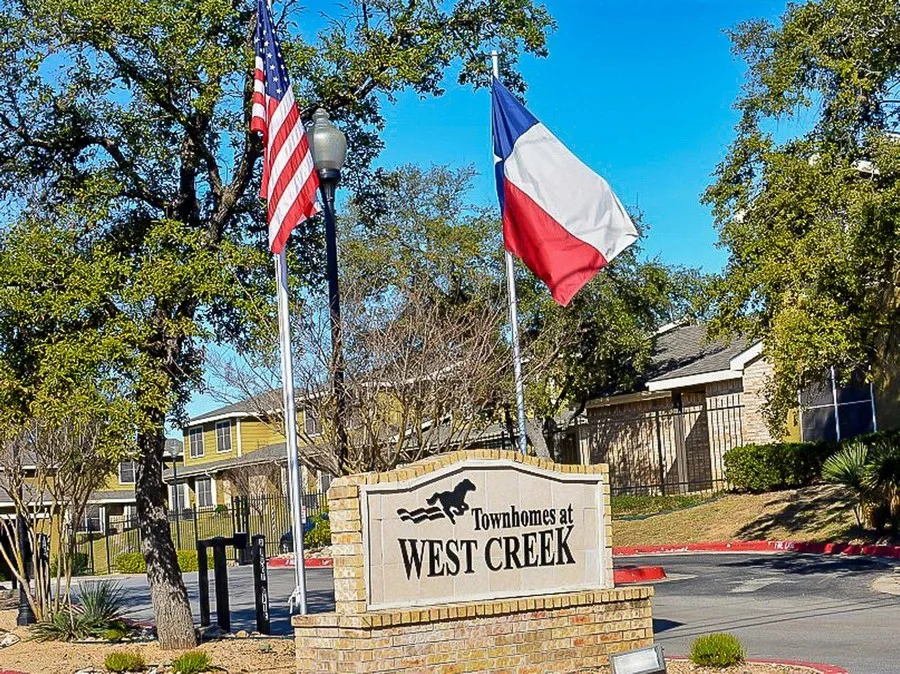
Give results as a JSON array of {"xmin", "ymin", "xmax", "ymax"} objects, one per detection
[
  {"xmin": 0, "ymin": 610, "xmax": 295, "ymax": 674},
  {"xmin": 612, "ymin": 485, "xmax": 871, "ymax": 547},
  {"xmin": 665, "ymin": 662, "xmax": 820, "ymax": 674}
]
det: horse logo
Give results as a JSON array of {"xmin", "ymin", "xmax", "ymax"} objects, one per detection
[{"xmin": 397, "ymin": 479, "xmax": 477, "ymax": 525}]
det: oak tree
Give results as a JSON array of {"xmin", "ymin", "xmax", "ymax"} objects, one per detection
[{"xmin": 0, "ymin": 0, "xmax": 554, "ymax": 647}]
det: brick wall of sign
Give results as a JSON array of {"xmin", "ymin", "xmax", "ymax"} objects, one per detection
[
  {"xmin": 294, "ymin": 450, "xmax": 654, "ymax": 674},
  {"xmin": 294, "ymin": 586, "xmax": 653, "ymax": 673}
]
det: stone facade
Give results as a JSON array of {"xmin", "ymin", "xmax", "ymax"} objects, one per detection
[
  {"xmin": 740, "ymin": 355, "xmax": 776, "ymax": 445},
  {"xmin": 294, "ymin": 587, "xmax": 654, "ymax": 674},
  {"xmin": 293, "ymin": 450, "xmax": 653, "ymax": 673}
]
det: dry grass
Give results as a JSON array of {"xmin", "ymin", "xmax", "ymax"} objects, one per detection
[
  {"xmin": 0, "ymin": 610, "xmax": 294, "ymax": 674},
  {"xmin": 613, "ymin": 484, "xmax": 871, "ymax": 547}
]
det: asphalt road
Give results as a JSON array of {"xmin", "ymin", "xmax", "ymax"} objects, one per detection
[
  {"xmin": 640, "ymin": 552, "xmax": 900, "ymax": 674},
  {"xmin": 89, "ymin": 552, "xmax": 900, "ymax": 672}
]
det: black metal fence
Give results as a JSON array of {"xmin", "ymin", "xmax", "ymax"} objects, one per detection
[
  {"xmin": 553, "ymin": 394, "xmax": 745, "ymax": 496},
  {"xmin": 74, "ymin": 491, "xmax": 327, "ymax": 576}
]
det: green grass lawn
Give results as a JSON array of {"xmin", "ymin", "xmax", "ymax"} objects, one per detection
[{"xmin": 611, "ymin": 493, "xmax": 717, "ymax": 519}]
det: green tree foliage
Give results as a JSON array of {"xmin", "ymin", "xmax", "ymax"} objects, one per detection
[
  {"xmin": 343, "ymin": 164, "xmax": 703, "ymax": 442},
  {"xmin": 704, "ymin": 0, "xmax": 900, "ymax": 427},
  {"xmin": 0, "ymin": 0, "xmax": 555, "ymax": 647}
]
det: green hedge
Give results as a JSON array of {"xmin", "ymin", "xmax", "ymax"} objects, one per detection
[
  {"xmin": 723, "ymin": 441, "xmax": 836, "ymax": 492},
  {"xmin": 115, "ymin": 550, "xmax": 213, "ymax": 574},
  {"xmin": 304, "ymin": 512, "xmax": 331, "ymax": 549}
]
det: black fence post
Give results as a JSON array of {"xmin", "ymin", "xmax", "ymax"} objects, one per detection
[
  {"xmin": 212, "ymin": 538, "xmax": 230, "ymax": 633},
  {"xmin": 104, "ymin": 509, "xmax": 112, "ymax": 575},
  {"xmin": 251, "ymin": 534, "xmax": 270, "ymax": 635},
  {"xmin": 174, "ymin": 504, "xmax": 182, "ymax": 550},
  {"xmin": 197, "ymin": 542, "xmax": 210, "ymax": 627},
  {"xmin": 654, "ymin": 410, "xmax": 667, "ymax": 496}
]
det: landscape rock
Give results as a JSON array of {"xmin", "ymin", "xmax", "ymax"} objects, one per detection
[
  {"xmin": 235, "ymin": 630, "xmax": 249, "ymax": 638},
  {"xmin": 0, "ymin": 631, "xmax": 20, "ymax": 647}
]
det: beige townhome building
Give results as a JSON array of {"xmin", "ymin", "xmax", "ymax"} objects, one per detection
[{"xmin": 570, "ymin": 322, "xmax": 886, "ymax": 495}]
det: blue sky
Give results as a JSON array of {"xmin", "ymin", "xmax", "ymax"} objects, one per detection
[
  {"xmin": 177, "ymin": 0, "xmax": 791, "ymax": 429},
  {"xmin": 372, "ymin": 0, "xmax": 790, "ymax": 272}
]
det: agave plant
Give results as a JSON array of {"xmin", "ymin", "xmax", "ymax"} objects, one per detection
[
  {"xmin": 822, "ymin": 441, "xmax": 869, "ymax": 526},
  {"xmin": 76, "ymin": 581, "xmax": 125, "ymax": 628}
]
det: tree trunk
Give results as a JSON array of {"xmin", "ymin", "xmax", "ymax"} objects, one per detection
[{"xmin": 136, "ymin": 419, "xmax": 197, "ymax": 650}]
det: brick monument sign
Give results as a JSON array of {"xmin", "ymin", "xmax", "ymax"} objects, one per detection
[{"xmin": 293, "ymin": 450, "xmax": 654, "ymax": 673}]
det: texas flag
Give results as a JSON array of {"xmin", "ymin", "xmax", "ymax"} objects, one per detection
[{"xmin": 492, "ymin": 78, "xmax": 638, "ymax": 306}]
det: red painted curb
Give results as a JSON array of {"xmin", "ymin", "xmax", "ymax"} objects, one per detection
[
  {"xmin": 614, "ymin": 539, "xmax": 900, "ymax": 560},
  {"xmin": 613, "ymin": 565, "xmax": 666, "ymax": 583},
  {"xmin": 669, "ymin": 655, "xmax": 847, "ymax": 674}
]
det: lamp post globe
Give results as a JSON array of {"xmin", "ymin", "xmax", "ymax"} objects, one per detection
[
  {"xmin": 309, "ymin": 108, "xmax": 347, "ymax": 187},
  {"xmin": 308, "ymin": 107, "xmax": 349, "ymax": 475}
]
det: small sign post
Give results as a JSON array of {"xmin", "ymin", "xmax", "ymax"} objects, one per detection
[
  {"xmin": 252, "ymin": 534, "xmax": 271, "ymax": 635},
  {"xmin": 197, "ymin": 542, "xmax": 210, "ymax": 627}
]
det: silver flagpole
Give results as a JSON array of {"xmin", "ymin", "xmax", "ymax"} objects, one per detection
[
  {"xmin": 492, "ymin": 50, "xmax": 528, "ymax": 455},
  {"xmin": 274, "ymin": 250, "xmax": 309, "ymax": 614}
]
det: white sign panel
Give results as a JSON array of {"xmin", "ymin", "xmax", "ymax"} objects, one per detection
[{"xmin": 361, "ymin": 459, "xmax": 608, "ymax": 610}]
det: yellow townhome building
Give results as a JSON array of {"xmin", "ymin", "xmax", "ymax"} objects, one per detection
[{"xmin": 163, "ymin": 391, "xmax": 331, "ymax": 514}]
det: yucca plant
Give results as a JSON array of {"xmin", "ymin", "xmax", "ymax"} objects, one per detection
[
  {"xmin": 76, "ymin": 581, "xmax": 125, "ymax": 629},
  {"xmin": 864, "ymin": 439, "xmax": 900, "ymax": 530},
  {"xmin": 822, "ymin": 441, "xmax": 870, "ymax": 526},
  {"xmin": 30, "ymin": 608, "xmax": 93, "ymax": 642}
]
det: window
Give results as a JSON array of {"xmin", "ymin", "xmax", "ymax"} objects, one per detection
[
  {"xmin": 215, "ymin": 421, "xmax": 232, "ymax": 453},
  {"xmin": 169, "ymin": 484, "xmax": 186, "ymax": 511},
  {"xmin": 118, "ymin": 459, "xmax": 136, "ymax": 484},
  {"xmin": 304, "ymin": 407, "xmax": 322, "ymax": 435},
  {"xmin": 195, "ymin": 478, "xmax": 214, "ymax": 509},
  {"xmin": 189, "ymin": 428, "xmax": 204, "ymax": 458}
]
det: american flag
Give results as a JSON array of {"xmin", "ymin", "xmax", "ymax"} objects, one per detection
[{"xmin": 251, "ymin": 0, "xmax": 320, "ymax": 254}]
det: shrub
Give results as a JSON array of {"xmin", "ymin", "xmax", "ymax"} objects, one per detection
[
  {"xmin": 78, "ymin": 581, "xmax": 125, "ymax": 627},
  {"xmin": 823, "ymin": 441, "xmax": 869, "ymax": 525},
  {"xmin": 172, "ymin": 650, "xmax": 212, "ymax": 674},
  {"xmin": 50, "ymin": 551, "xmax": 91, "ymax": 577},
  {"xmin": 176, "ymin": 549, "xmax": 214, "ymax": 572},
  {"xmin": 31, "ymin": 608, "xmax": 93, "ymax": 642},
  {"xmin": 117, "ymin": 550, "xmax": 211, "ymax": 573},
  {"xmin": 104, "ymin": 650, "xmax": 146, "ymax": 672},
  {"xmin": 723, "ymin": 441, "xmax": 836, "ymax": 492},
  {"xmin": 304, "ymin": 512, "xmax": 331, "ymax": 549},
  {"xmin": 690, "ymin": 633, "xmax": 746, "ymax": 667},
  {"xmin": 115, "ymin": 552, "xmax": 146, "ymax": 574}
]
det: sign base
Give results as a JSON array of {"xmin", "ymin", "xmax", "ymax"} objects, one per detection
[{"xmin": 293, "ymin": 586, "xmax": 653, "ymax": 673}]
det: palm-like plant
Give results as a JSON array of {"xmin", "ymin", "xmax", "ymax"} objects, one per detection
[
  {"xmin": 864, "ymin": 439, "xmax": 900, "ymax": 531},
  {"xmin": 822, "ymin": 441, "xmax": 869, "ymax": 526}
]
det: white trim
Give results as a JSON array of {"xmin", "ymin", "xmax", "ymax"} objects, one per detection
[
  {"xmin": 729, "ymin": 341, "xmax": 763, "ymax": 371},
  {"xmin": 646, "ymin": 369, "xmax": 740, "ymax": 392},
  {"xmin": 655, "ymin": 320, "xmax": 687, "ymax": 336},
  {"xmin": 186, "ymin": 411, "xmax": 254, "ymax": 426},
  {"xmin": 211, "ymin": 476, "xmax": 218, "ymax": 506},
  {"xmin": 215, "ymin": 420, "xmax": 233, "ymax": 454},
  {"xmin": 236, "ymin": 419, "xmax": 243, "ymax": 457}
]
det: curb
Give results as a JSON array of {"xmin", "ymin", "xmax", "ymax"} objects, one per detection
[
  {"xmin": 613, "ymin": 539, "xmax": 900, "ymax": 559},
  {"xmin": 669, "ymin": 656, "xmax": 847, "ymax": 674},
  {"xmin": 613, "ymin": 565, "xmax": 666, "ymax": 583}
]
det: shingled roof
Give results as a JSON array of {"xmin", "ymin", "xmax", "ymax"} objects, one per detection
[{"xmin": 647, "ymin": 323, "xmax": 753, "ymax": 385}]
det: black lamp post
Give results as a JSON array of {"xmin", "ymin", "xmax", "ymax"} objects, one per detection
[
  {"xmin": 16, "ymin": 484, "xmax": 34, "ymax": 626},
  {"xmin": 308, "ymin": 108, "xmax": 349, "ymax": 475}
]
